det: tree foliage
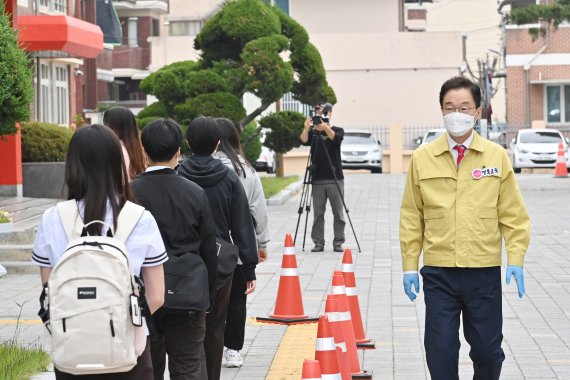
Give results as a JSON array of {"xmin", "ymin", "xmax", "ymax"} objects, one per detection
[
  {"xmin": 510, "ymin": 0, "xmax": 570, "ymax": 40},
  {"xmin": 259, "ymin": 111, "xmax": 306, "ymax": 154},
  {"xmin": 0, "ymin": 2, "xmax": 34, "ymax": 136},
  {"xmin": 138, "ymin": 0, "xmax": 335, "ymax": 133},
  {"xmin": 241, "ymin": 122, "xmax": 261, "ymax": 164},
  {"xmin": 174, "ymin": 92, "xmax": 246, "ymax": 126}
]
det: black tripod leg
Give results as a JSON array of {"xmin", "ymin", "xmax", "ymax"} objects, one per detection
[
  {"xmin": 294, "ymin": 150, "xmax": 313, "ymax": 246},
  {"xmin": 302, "ymin": 184, "xmax": 313, "ymax": 251}
]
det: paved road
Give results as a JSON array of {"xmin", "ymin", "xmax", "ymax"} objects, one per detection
[{"xmin": 1, "ymin": 173, "xmax": 570, "ymax": 379}]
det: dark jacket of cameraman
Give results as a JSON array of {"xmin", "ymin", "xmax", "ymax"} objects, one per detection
[{"xmin": 302, "ymin": 126, "xmax": 345, "ymax": 181}]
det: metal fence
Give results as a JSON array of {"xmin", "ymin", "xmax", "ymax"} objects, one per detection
[
  {"xmin": 350, "ymin": 126, "xmax": 391, "ymax": 148},
  {"xmin": 486, "ymin": 124, "xmax": 570, "ymax": 148},
  {"xmin": 345, "ymin": 124, "xmax": 570, "ymax": 151},
  {"xmin": 346, "ymin": 125, "xmax": 443, "ymax": 149}
]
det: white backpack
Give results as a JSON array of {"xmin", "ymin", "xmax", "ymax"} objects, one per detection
[{"xmin": 41, "ymin": 200, "xmax": 146, "ymax": 375}]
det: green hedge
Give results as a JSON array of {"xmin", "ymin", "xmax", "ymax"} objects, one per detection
[{"xmin": 21, "ymin": 122, "xmax": 74, "ymax": 162}]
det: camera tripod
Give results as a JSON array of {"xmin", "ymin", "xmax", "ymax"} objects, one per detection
[{"xmin": 293, "ymin": 131, "xmax": 361, "ymax": 253}]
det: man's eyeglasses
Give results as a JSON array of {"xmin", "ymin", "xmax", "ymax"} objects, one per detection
[{"xmin": 442, "ymin": 106, "xmax": 476, "ymax": 115}]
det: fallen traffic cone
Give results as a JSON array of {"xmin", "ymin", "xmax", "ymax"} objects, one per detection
[
  {"xmin": 256, "ymin": 234, "xmax": 318, "ymax": 324},
  {"xmin": 315, "ymin": 315, "xmax": 343, "ymax": 380},
  {"xmin": 302, "ymin": 359, "xmax": 323, "ymax": 380},
  {"xmin": 325, "ymin": 296, "xmax": 354, "ymax": 380},
  {"xmin": 341, "ymin": 249, "xmax": 375, "ymax": 349},
  {"xmin": 554, "ymin": 141, "xmax": 568, "ymax": 178}
]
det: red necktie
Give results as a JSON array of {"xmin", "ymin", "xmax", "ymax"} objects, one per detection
[{"xmin": 454, "ymin": 144, "xmax": 466, "ymax": 167}]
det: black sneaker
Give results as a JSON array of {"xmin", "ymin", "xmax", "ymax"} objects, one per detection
[
  {"xmin": 333, "ymin": 244, "xmax": 344, "ymax": 252},
  {"xmin": 311, "ymin": 244, "xmax": 324, "ymax": 252}
]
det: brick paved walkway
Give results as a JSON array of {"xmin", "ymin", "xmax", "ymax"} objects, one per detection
[{"xmin": 1, "ymin": 173, "xmax": 569, "ymax": 379}]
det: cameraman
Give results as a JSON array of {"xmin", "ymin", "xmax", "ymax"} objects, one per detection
[{"xmin": 299, "ymin": 103, "xmax": 346, "ymax": 253}]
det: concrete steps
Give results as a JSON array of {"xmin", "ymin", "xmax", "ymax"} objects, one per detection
[
  {"xmin": 0, "ymin": 243, "xmax": 37, "ymax": 274},
  {"xmin": 0, "ymin": 196, "xmax": 54, "ymax": 274}
]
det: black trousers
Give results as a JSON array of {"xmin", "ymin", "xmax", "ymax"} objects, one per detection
[
  {"xmin": 224, "ymin": 265, "xmax": 247, "ymax": 351},
  {"xmin": 421, "ymin": 266, "xmax": 505, "ymax": 380},
  {"xmin": 54, "ymin": 338, "xmax": 153, "ymax": 379},
  {"xmin": 150, "ymin": 308, "xmax": 207, "ymax": 380},
  {"xmin": 202, "ymin": 273, "xmax": 233, "ymax": 380}
]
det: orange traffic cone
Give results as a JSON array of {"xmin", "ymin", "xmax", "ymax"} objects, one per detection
[
  {"xmin": 341, "ymin": 249, "xmax": 375, "ymax": 349},
  {"xmin": 555, "ymin": 141, "xmax": 568, "ymax": 178},
  {"xmin": 315, "ymin": 315, "xmax": 342, "ymax": 380},
  {"xmin": 327, "ymin": 285, "xmax": 372, "ymax": 379},
  {"xmin": 301, "ymin": 359, "xmax": 323, "ymax": 380},
  {"xmin": 325, "ymin": 296, "xmax": 354, "ymax": 380},
  {"xmin": 256, "ymin": 234, "xmax": 318, "ymax": 324}
]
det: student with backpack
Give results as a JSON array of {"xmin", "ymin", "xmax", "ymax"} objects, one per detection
[
  {"xmin": 131, "ymin": 118, "xmax": 218, "ymax": 380},
  {"xmin": 177, "ymin": 116, "xmax": 258, "ymax": 380},
  {"xmin": 213, "ymin": 118, "xmax": 270, "ymax": 368},
  {"xmin": 32, "ymin": 124, "xmax": 167, "ymax": 379}
]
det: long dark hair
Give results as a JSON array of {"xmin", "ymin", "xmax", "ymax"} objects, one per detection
[
  {"xmin": 215, "ymin": 118, "xmax": 250, "ymax": 177},
  {"xmin": 65, "ymin": 124, "xmax": 132, "ymax": 235},
  {"xmin": 103, "ymin": 107, "xmax": 146, "ymax": 179}
]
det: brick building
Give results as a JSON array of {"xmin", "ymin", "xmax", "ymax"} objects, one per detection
[
  {"xmin": 101, "ymin": 0, "xmax": 168, "ymax": 113},
  {"xmin": 0, "ymin": 0, "xmax": 103, "ymax": 196},
  {"xmin": 505, "ymin": 3, "xmax": 570, "ymax": 127}
]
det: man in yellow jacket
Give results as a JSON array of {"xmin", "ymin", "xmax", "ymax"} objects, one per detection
[{"xmin": 400, "ymin": 76, "xmax": 530, "ymax": 380}]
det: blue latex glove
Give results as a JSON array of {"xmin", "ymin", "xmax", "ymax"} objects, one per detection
[
  {"xmin": 506, "ymin": 265, "xmax": 525, "ymax": 298},
  {"xmin": 403, "ymin": 273, "xmax": 420, "ymax": 302}
]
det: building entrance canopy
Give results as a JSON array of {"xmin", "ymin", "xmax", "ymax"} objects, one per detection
[{"xmin": 18, "ymin": 15, "xmax": 103, "ymax": 59}]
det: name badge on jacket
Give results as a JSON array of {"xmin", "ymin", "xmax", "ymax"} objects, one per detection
[{"xmin": 472, "ymin": 167, "xmax": 499, "ymax": 180}]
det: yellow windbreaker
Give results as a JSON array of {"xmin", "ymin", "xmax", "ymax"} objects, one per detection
[{"xmin": 400, "ymin": 131, "xmax": 530, "ymax": 271}]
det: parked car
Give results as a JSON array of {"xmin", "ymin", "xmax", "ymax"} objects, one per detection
[
  {"xmin": 254, "ymin": 146, "xmax": 277, "ymax": 174},
  {"xmin": 340, "ymin": 130, "xmax": 382, "ymax": 173},
  {"xmin": 509, "ymin": 128, "xmax": 570, "ymax": 173},
  {"xmin": 419, "ymin": 129, "xmax": 446, "ymax": 147}
]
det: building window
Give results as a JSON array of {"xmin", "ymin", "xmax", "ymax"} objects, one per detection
[
  {"xmin": 39, "ymin": 0, "xmax": 67, "ymax": 14},
  {"xmin": 55, "ymin": 66, "xmax": 68, "ymax": 125},
  {"xmin": 265, "ymin": 0, "xmax": 289, "ymax": 14},
  {"xmin": 40, "ymin": 63, "xmax": 50, "ymax": 123},
  {"xmin": 39, "ymin": 62, "xmax": 69, "ymax": 126},
  {"xmin": 128, "ymin": 18, "xmax": 138, "ymax": 47},
  {"xmin": 169, "ymin": 20, "xmax": 202, "ymax": 36},
  {"xmin": 151, "ymin": 18, "xmax": 160, "ymax": 37},
  {"xmin": 280, "ymin": 92, "xmax": 311, "ymax": 116},
  {"xmin": 546, "ymin": 85, "xmax": 570, "ymax": 124}
]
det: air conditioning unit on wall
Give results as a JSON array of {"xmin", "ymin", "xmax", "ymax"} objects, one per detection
[{"xmin": 405, "ymin": 6, "xmax": 427, "ymax": 32}]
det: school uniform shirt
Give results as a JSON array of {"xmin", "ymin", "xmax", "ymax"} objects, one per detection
[
  {"xmin": 400, "ymin": 131, "xmax": 531, "ymax": 272},
  {"xmin": 32, "ymin": 200, "xmax": 168, "ymax": 275}
]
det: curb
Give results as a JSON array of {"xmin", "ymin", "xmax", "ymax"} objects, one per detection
[{"xmin": 266, "ymin": 181, "xmax": 303, "ymax": 206}]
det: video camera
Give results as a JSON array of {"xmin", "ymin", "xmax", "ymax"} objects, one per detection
[{"xmin": 311, "ymin": 103, "xmax": 332, "ymax": 126}]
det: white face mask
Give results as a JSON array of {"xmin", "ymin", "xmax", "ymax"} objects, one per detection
[{"xmin": 443, "ymin": 112, "xmax": 476, "ymax": 137}]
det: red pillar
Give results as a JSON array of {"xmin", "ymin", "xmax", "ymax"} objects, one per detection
[
  {"xmin": 4, "ymin": 0, "xmax": 16, "ymax": 27},
  {"xmin": 0, "ymin": 125, "xmax": 23, "ymax": 197},
  {"xmin": 1, "ymin": 2, "xmax": 23, "ymax": 197}
]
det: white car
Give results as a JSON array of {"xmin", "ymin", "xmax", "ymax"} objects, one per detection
[
  {"xmin": 509, "ymin": 128, "xmax": 570, "ymax": 173},
  {"xmin": 419, "ymin": 129, "xmax": 446, "ymax": 147},
  {"xmin": 254, "ymin": 146, "xmax": 276, "ymax": 174},
  {"xmin": 341, "ymin": 130, "xmax": 382, "ymax": 173}
]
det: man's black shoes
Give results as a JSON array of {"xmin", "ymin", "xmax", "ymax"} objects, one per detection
[{"xmin": 333, "ymin": 244, "xmax": 344, "ymax": 252}]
